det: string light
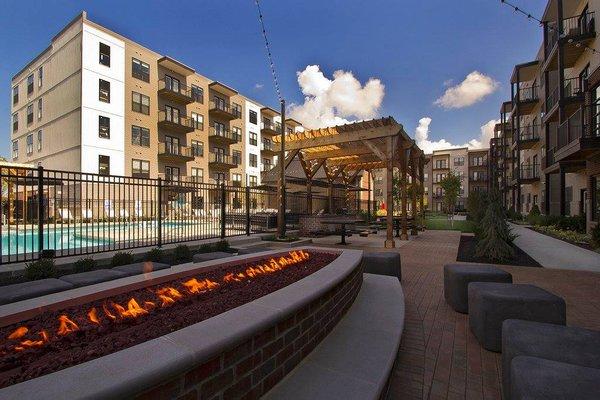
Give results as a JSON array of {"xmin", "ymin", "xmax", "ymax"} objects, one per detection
[
  {"xmin": 500, "ymin": 0, "xmax": 599, "ymax": 55},
  {"xmin": 254, "ymin": 0, "xmax": 283, "ymax": 102}
]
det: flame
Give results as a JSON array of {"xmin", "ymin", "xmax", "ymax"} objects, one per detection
[
  {"xmin": 156, "ymin": 287, "xmax": 183, "ymax": 307},
  {"xmin": 182, "ymin": 278, "xmax": 219, "ymax": 294},
  {"xmin": 103, "ymin": 303, "xmax": 116, "ymax": 320},
  {"xmin": 15, "ymin": 330, "xmax": 49, "ymax": 351},
  {"xmin": 112, "ymin": 298, "xmax": 148, "ymax": 319},
  {"xmin": 57, "ymin": 315, "xmax": 79, "ymax": 336},
  {"xmin": 8, "ymin": 327, "xmax": 28, "ymax": 340},
  {"xmin": 88, "ymin": 308, "xmax": 100, "ymax": 325}
]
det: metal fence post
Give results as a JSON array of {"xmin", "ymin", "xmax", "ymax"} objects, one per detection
[
  {"xmin": 245, "ymin": 186, "xmax": 251, "ymax": 236},
  {"xmin": 157, "ymin": 177, "xmax": 162, "ymax": 247},
  {"xmin": 37, "ymin": 166, "xmax": 44, "ymax": 256},
  {"xmin": 220, "ymin": 183, "xmax": 226, "ymax": 239}
]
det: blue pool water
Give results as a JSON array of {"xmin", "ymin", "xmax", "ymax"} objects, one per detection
[{"xmin": 1, "ymin": 229, "xmax": 112, "ymax": 256}]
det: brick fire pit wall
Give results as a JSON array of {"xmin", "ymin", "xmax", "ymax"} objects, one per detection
[{"xmin": 138, "ymin": 261, "xmax": 363, "ymax": 399}]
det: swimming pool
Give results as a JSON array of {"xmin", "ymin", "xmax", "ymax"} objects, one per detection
[{"xmin": 0, "ymin": 229, "xmax": 112, "ymax": 256}]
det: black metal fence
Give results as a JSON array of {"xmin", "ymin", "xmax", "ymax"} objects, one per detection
[{"xmin": 0, "ymin": 166, "xmax": 366, "ymax": 264}]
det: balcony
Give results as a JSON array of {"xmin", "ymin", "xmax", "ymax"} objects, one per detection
[
  {"xmin": 554, "ymin": 106, "xmax": 600, "ymax": 162},
  {"xmin": 209, "ymin": 152, "xmax": 239, "ymax": 169},
  {"xmin": 158, "ymin": 142, "xmax": 195, "ymax": 163},
  {"xmin": 209, "ymin": 126, "xmax": 241, "ymax": 145},
  {"xmin": 261, "ymin": 141, "xmax": 277, "ymax": 156},
  {"xmin": 516, "ymin": 124, "xmax": 541, "ymax": 149},
  {"xmin": 514, "ymin": 86, "xmax": 539, "ymax": 115},
  {"xmin": 157, "ymin": 110, "xmax": 195, "ymax": 134},
  {"xmin": 432, "ymin": 163, "xmax": 449, "ymax": 171},
  {"xmin": 157, "ymin": 79, "xmax": 194, "ymax": 104},
  {"xmin": 544, "ymin": 85, "xmax": 559, "ymax": 119},
  {"xmin": 209, "ymin": 101, "xmax": 241, "ymax": 120},
  {"xmin": 260, "ymin": 121, "xmax": 282, "ymax": 136},
  {"xmin": 469, "ymin": 175, "xmax": 488, "ymax": 183},
  {"xmin": 545, "ymin": 12, "xmax": 596, "ymax": 68},
  {"xmin": 514, "ymin": 164, "xmax": 540, "ymax": 183}
]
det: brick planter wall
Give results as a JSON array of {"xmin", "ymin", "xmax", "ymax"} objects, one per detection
[
  {"xmin": 136, "ymin": 263, "xmax": 363, "ymax": 400},
  {"xmin": 300, "ymin": 215, "xmax": 358, "ymax": 235}
]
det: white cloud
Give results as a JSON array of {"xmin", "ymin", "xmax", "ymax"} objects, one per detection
[
  {"xmin": 415, "ymin": 117, "xmax": 500, "ymax": 154},
  {"xmin": 288, "ymin": 65, "xmax": 385, "ymax": 129},
  {"xmin": 254, "ymin": 83, "xmax": 264, "ymax": 90},
  {"xmin": 434, "ymin": 71, "xmax": 499, "ymax": 109}
]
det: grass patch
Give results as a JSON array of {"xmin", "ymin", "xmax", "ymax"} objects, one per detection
[{"xmin": 425, "ymin": 216, "xmax": 474, "ymax": 233}]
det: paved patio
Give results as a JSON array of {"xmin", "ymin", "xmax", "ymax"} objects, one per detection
[{"xmin": 314, "ymin": 229, "xmax": 600, "ymax": 399}]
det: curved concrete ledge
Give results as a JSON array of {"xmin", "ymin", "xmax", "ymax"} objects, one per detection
[{"xmin": 0, "ymin": 247, "xmax": 363, "ymax": 400}]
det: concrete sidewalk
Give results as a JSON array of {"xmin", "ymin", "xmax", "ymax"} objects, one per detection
[{"xmin": 510, "ymin": 223, "xmax": 600, "ymax": 272}]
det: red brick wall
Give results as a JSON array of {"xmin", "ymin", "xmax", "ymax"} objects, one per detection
[{"xmin": 136, "ymin": 265, "xmax": 363, "ymax": 400}]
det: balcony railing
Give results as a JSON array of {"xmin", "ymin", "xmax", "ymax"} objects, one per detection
[
  {"xmin": 209, "ymin": 152, "xmax": 239, "ymax": 167},
  {"xmin": 545, "ymin": 86, "xmax": 559, "ymax": 113},
  {"xmin": 517, "ymin": 124, "xmax": 540, "ymax": 141},
  {"xmin": 157, "ymin": 110, "xmax": 195, "ymax": 133},
  {"xmin": 261, "ymin": 142, "xmax": 275, "ymax": 152},
  {"xmin": 209, "ymin": 101, "xmax": 242, "ymax": 119},
  {"xmin": 469, "ymin": 175, "xmax": 488, "ymax": 182},
  {"xmin": 562, "ymin": 11, "xmax": 595, "ymax": 39},
  {"xmin": 209, "ymin": 126, "xmax": 241, "ymax": 143},
  {"xmin": 260, "ymin": 121, "xmax": 282, "ymax": 133},
  {"xmin": 517, "ymin": 86, "xmax": 539, "ymax": 102},
  {"xmin": 545, "ymin": 21, "xmax": 559, "ymax": 55},
  {"xmin": 158, "ymin": 79, "xmax": 193, "ymax": 102},
  {"xmin": 516, "ymin": 164, "xmax": 540, "ymax": 180},
  {"xmin": 158, "ymin": 142, "xmax": 194, "ymax": 161},
  {"xmin": 563, "ymin": 77, "xmax": 584, "ymax": 99}
]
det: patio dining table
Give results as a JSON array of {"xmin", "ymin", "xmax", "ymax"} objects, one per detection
[{"xmin": 320, "ymin": 217, "xmax": 365, "ymax": 245}]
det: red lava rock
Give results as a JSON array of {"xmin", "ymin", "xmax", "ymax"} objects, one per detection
[{"xmin": 0, "ymin": 251, "xmax": 338, "ymax": 388}]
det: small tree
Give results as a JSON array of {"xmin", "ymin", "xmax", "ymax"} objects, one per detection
[
  {"xmin": 467, "ymin": 190, "xmax": 489, "ymax": 237},
  {"xmin": 439, "ymin": 171, "xmax": 462, "ymax": 225},
  {"xmin": 475, "ymin": 190, "xmax": 515, "ymax": 263}
]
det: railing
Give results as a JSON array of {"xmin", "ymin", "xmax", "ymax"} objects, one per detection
[
  {"xmin": 158, "ymin": 79, "xmax": 192, "ymax": 98},
  {"xmin": 158, "ymin": 142, "xmax": 194, "ymax": 158},
  {"xmin": 0, "ymin": 166, "xmax": 367, "ymax": 264},
  {"xmin": 209, "ymin": 152, "xmax": 239, "ymax": 166},
  {"xmin": 545, "ymin": 86, "xmax": 559, "ymax": 112},
  {"xmin": 261, "ymin": 121, "xmax": 282, "ymax": 133},
  {"xmin": 209, "ymin": 101, "xmax": 242, "ymax": 118},
  {"xmin": 517, "ymin": 124, "xmax": 540, "ymax": 141},
  {"xmin": 158, "ymin": 110, "xmax": 194, "ymax": 129},
  {"xmin": 261, "ymin": 142, "xmax": 274, "ymax": 151},
  {"xmin": 469, "ymin": 175, "xmax": 488, "ymax": 182},
  {"xmin": 546, "ymin": 21, "xmax": 559, "ymax": 55},
  {"xmin": 516, "ymin": 164, "xmax": 540, "ymax": 180},
  {"xmin": 517, "ymin": 86, "xmax": 539, "ymax": 102},
  {"xmin": 469, "ymin": 160, "xmax": 487, "ymax": 168},
  {"xmin": 563, "ymin": 77, "xmax": 583, "ymax": 98},
  {"xmin": 209, "ymin": 126, "xmax": 241, "ymax": 143},
  {"xmin": 562, "ymin": 11, "xmax": 595, "ymax": 39}
]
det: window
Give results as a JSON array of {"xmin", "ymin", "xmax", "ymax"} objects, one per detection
[
  {"xmin": 191, "ymin": 85, "xmax": 203, "ymax": 103},
  {"xmin": 132, "ymin": 159, "xmax": 150, "ymax": 178},
  {"xmin": 435, "ymin": 159, "xmax": 447, "ymax": 169},
  {"xmin": 424, "ymin": 173, "xmax": 429, "ymax": 181},
  {"xmin": 232, "ymin": 126, "xmax": 242, "ymax": 141},
  {"xmin": 249, "ymin": 175, "xmax": 257, "ymax": 187},
  {"xmin": 213, "ymin": 96, "xmax": 226, "ymax": 111},
  {"xmin": 99, "ymin": 116, "xmax": 110, "ymax": 139},
  {"xmin": 12, "ymin": 113, "xmax": 18, "ymax": 132},
  {"xmin": 249, "ymin": 110, "xmax": 257, "ymax": 124},
  {"xmin": 12, "ymin": 140, "xmax": 18, "ymax": 159},
  {"xmin": 99, "ymin": 155, "xmax": 110, "ymax": 175},
  {"xmin": 191, "ymin": 167, "xmax": 203, "ymax": 183},
  {"xmin": 232, "ymin": 150, "xmax": 242, "ymax": 165},
  {"xmin": 232, "ymin": 173, "xmax": 242, "ymax": 187},
  {"xmin": 26, "ymin": 134, "xmax": 33, "ymax": 155},
  {"xmin": 27, "ymin": 74, "xmax": 34, "ymax": 95},
  {"xmin": 132, "ymin": 58, "xmax": 150, "ymax": 82},
  {"xmin": 286, "ymin": 126, "xmax": 293, "ymax": 134},
  {"xmin": 38, "ymin": 66, "xmax": 43, "ymax": 88},
  {"xmin": 262, "ymin": 158, "xmax": 271, "ymax": 171},
  {"xmin": 262, "ymin": 138, "xmax": 272, "ymax": 151},
  {"xmin": 191, "ymin": 140, "xmax": 203, "ymax": 157},
  {"xmin": 99, "ymin": 79, "xmax": 110, "ymax": 102},
  {"xmin": 232, "ymin": 102, "xmax": 242, "ymax": 117},
  {"xmin": 454, "ymin": 156, "xmax": 464, "ymax": 166},
  {"xmin": 249, "ymin": 153, "xmax": 257, "ymax": 168},
  {"xmin": 164, "ymin": 105, "xmax": 181, "ymax": 124},
  {"xmin": 191, "ymin": 112, "xmax": 204, "ymax": 130},
  {"xmin": 12, "ymin": 86, "xmax": 18, "ymax": 105},
  {"xmin": 99, "ymin": 42, "xmax": 111, "ymax": 66},
  {"xmin": 249, "ymin": 131, "xmax": 258, "ymax": 146},
  {"xmin": 37, "ymin": 98, "xmax": 43, "ymax": 120},
  {"xmin": 213, "ymin": 121, "xmax": 225, "ymax": 135},
  {"xmin": 132, "ymin": 125, "xmax": 150, "ymax": 147},
  {"xmin": 165, "ymin": 136, "xmax": 180, "ymax": 155},
  {"xmin": 164, "ymin": 75, "xmax": 180, "ymax": 92},
  {"xmin": 27, "ymin": 104, "xmax": 33, "ymax": 124},
  {"xmin": 165, "ymin": 166, "xmax": 180, "ymax": 181},
  {"xmin": 37, "ymin": 130, "xmax": 42, "ymax": 152},
  {"xmin": 132, "ymin": 92, "xmax": 150, "ymax": 114}
]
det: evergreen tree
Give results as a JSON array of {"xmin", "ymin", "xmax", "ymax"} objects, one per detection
[{"xmin": 475, "ymin": 190, "xmax": 515, "ymax": 263}]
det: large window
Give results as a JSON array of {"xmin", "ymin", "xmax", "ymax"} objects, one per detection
[
  {"xmin": 164, "ymin": 75, "xmax": 180, "ymax": 92},
  {"xmin": 27, "ymin": 74, "xmax": 34, "ymax": 95},
  {"xmin": 249, "ymin": 175, "xmax": 257, "ymax": 187},
  {"xmin": 12, "ymin": 140, "xmax": 18, "ymax": 159},
  {"xmin": 232, "ymin": 173, "xmax": 242, "ymax": 187},
  {"xmin": 191, "ymin": 85, "xmax": 203, "ymax": 103},
  {"xmin": 191, "ymin": 140, "xmax": 203, "ymax": 157},
  {"xmin": 249, "ymin": 110, "xmax": 257, "ymax": 124},
  {"xmin": 99, "ymin": 42, "xmax": 111, "ymax": 67},
  {"xmin": 38, "ymin": 66, "xmax": 43, "ymax": 88},
  {"xmin": 26, "ymin": 134, "xmax": 33, "ymax": 155},
  {"xmin": 164, "ymin": 105, "xmax": 180, "ymax": 123},
  {"xmin": 132, "ymin": 92, "xmax": 150, "ymax": 114},
  {"xmin": 165, "ymin": 166, "xmax": 180, "ymax": 181},
  {"xmin": 99, "ymin": 155, "xmax": 110, "ymax": 175},
  {"xmin": 232, "ymin": 102, "xmax": 242, "ymax": 117},
  {"xmin": 191, "ymin": 112, "xmax": 204, "ymax": 130},
  {"xmin": 12, "ymin": 86, "xmax": 18, "ymax": 105},
  {"xmin": 99, "ymin": 79, "xmax": 110, "ymax": 103},
  {"xmin": 37, "ymin": 130, "xmax": 42, "ymax": 152},
  {"xmin": 99, "ymin": 116, "xmax": 110, "ymax": 139},
  {"xmin": 132, "ymin": 125, "xmax": 150, "ymax": 147},
  {"xmin": 27, "ymin": 104, "xmax": 33, "ymax": 124},
  {"xmin": 12, "ymin": 113, "xmax": 18, "ymax": 132},
  {"xmin": 249, "ymin": 153, "xmax": 257, "ymax": 168},
  {"xmin": 132, "ymin": 58, "xmax": 150, "ymax": 82},
  {"xmin": 132, "ymin": 159, "xmax": 150, "ymax": 178},
  {"xmin": 232, "ymin": 150, "xmax": 242, "ymax": 165},
  {"xmin": 249, "ymin": 131, "xmax": 258, "ymax": 146},
  {"xmin": 37, "ymin": 98, "xmax": 43, "ymax": 120},
  {"xmin": 191, "ymin": 167, "xmax": 203, "ymax": 183}
]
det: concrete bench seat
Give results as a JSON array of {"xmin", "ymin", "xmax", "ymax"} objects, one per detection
[
  {"xmin": 468, "ymin": 283, "xmax": 566, "ymax": 352},
  {"xmin": 59, "ymin": 269, "xmax": 128, "ymax": 287},
  {"xmin": 263, "ymin": 273, "xmax": 405, "ymax": 400},
  {"xmin": 510, "ymin": 356, "xmax": 600, "ymax": 400},
  {"xmin": 192, "ymin": 251, "xmax": 233, "ymax": 263},
  {"xmin": 502, "ymin": 319, "xmax": 600, "ymax": 398},
  {"xmin": 112, "ymin": 262, "xmax": 170, "ymax": 277},
  {"xmin": 0, "ymin": 279, "xmax": 74, "ymax": 305},
  {"xmin": 444, "ymin": 263, "xmax": 512, "ymax": 313},
  {"xmin": 362, "ymin": 252, "xmax": 401, "ymax": 281}
]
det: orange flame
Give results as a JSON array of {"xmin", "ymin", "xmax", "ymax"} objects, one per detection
[
  {"xmin": 182, "ymin": 278, "xmax": 219, "ymax": 294},
  {"xmin": 156, "ymin": 287, "xmax": 183, "ymax": 307},
  {"xmin": 112, "ymin": 298, "xmax": 148, "ymax": 319},
  {"xmin": 15, "ymin": 330, "xmax": 49, "ymax": 351},
  {"xmin": 7, "ymin": 327, "xmax": 28, "ymax": 340},
  {"xmin": 88, "ymin": 308, "xmax": 100, "ymax": 325},
  {"xmin": 57, "ymin": 315, "xmax": 79, "ymax": 336},
  {"xmin": 103, "ymin": 303, "xmax": 116, "ymax": 320}
]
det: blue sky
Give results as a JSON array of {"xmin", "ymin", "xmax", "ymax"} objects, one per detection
[{"xmin": 0, "ymin": 0, "xmax": 547, "ymax": 157}]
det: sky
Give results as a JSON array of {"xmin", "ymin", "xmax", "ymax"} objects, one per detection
[{"xmin": 0, "ymin": 0, "xmax": 548, "ymax": 157}]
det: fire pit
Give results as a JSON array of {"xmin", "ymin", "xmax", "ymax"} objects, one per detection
[{"xmin": 0, "ymin": 247, "xmax": 364, "ymax": 399}]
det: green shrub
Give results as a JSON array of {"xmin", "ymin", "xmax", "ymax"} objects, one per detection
[
  {"xmin": 173, "ymin": 245, "xmax": 192, "ymax": 263},
  {"xmin": 475, "ymin": 191, "xmax": 515, "ymax": 263},
  {"xmin": 592, "ymin": 225, "xmax": 600, "ymax": 248},
  {"xmin": 145, "ymin": 248, "xmax": 164, "ymax": 262},
  {"xmin": 25, "ymin": 258, "xmax": 57, "ymax": 280},
  {"xmin": 73, "ymin": 258, "xmax": 97, "ymax": 273},
  {"xmin": 556, "ymin": 215, "xmax": 586, "ymax": 233},
  {"xmin": 198, "ymin": 243, "xmax": 213, "ymax": 253},
  {"xmin": 214, "ymin": 240, "xmax": 230, "ymax": 252},
  {"xmin": 111, "ymin": 252, "xmax": 134, "ymax": 267},
  {"xmin": 506, "ymin": 207, "xmax": 523, "ymax": 222},
  {"xmin": 467, "ymin": 191, "xmax": 488, "ymax": 225}
]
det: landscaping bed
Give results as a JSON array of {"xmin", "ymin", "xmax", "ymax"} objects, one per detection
[
  {"xmin": 456, "ymin": 235, "xmax": 541, "ymax": 267},
  {"xmin": 527, "ymin": 226, "xmax": 595, "ymax": 252},
  {"xmin": 0, "ymin": 250, "xmax": 338, "ymax": 388}
]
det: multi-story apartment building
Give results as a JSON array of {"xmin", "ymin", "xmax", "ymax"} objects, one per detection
[
  {"xmin": 490, "ymin": 0, "xmax": 598, "ymax": 229},
  {"xmin": 10, "ymin": 12, "xmax": 294, "ymax": 188}
]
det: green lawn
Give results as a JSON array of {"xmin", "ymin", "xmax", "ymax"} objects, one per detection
[{"xmin": 425, "ymin": 216, "xmax": 474, "ymax": 233}]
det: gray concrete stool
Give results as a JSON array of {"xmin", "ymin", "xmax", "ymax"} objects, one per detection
[
  {"xmin": 361, "ymin": 252, "xmax": 401, "ymax": 281},
  {"xmin": 501, "ymin": 319, "xmax": 600, "ymax": 399},
  {"xmin": 468, "ymin": 283, "xmax": 566, "ymax": 352},
  {"xmin": 510, "ymin": 356, "xmax": 600, "ymax": 400},
  {"xmin": 443, "ymin": 263, "xmax": 512, "ymax": 313}
]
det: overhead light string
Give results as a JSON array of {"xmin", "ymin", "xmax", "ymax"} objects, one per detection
[{"xmin": 254, "ymin": 0, "xmax": 283, "ymax": 102}]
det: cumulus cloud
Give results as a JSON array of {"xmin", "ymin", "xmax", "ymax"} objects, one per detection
[
  {"xmin": 434, "ymin": 71, "xmax": 499, "ymax": 109},
  {"xmin": 288, "ymin": 65, "xmax": 385, "ymax": 129},
  {"xmin": 415, "ymin": 117, "xmax": 500, "ymax": 154}
]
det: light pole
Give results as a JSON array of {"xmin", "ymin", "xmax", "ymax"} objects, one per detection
[{"xmin": 277, "ymin": 99, "xmax": 286, "ymax": 238}]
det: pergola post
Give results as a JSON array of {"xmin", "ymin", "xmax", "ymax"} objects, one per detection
[
  {"xmin": 400, "ymin": 146, "xmax": 409, "ymax": 240},
  {"xmin": 385, "ymin": 136, "xmax": 395, "ymax": 248},
  {"xmin": 367, "ymin": 170, "xmax": 372, "ymax": 223},
  {"xmin": 277, "ymin": 99, "xmax": 286, "ymax": 239},
  {"xmin": 306, "ymin": 178, "xmax": 312, "ymax": 215},
  {"xmin": 410, "ymin": 150, "xmax": 418, "ymax": 236},
  {"xmin": 419, "ymin": 156, "xmax": 425, "ymax": 223}
]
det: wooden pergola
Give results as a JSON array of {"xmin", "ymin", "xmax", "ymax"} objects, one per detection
[{"xmin": 273, "ymin": 117, "xmax": 425, "ymax": 248}]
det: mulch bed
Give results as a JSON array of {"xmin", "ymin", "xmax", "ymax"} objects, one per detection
[
  {"xmin": 0, "ymin": 250, "xmax": 339, "ymax": 388},
  {"xmin": 456, "ymin": 235, "xmax": 541, "ymax": 267},
  {"xmin": 526, "ymin": 226, "xmax": 595, "ymax": 252}
]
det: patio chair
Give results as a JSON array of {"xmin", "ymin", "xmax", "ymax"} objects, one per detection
[
  {"xmin": 119, "ymin": 209, "xmax": 130, "ymax": 220},
  {"xmin": 82, "ymin": 209, "xmax": 93, "ymax": 222},
  {"xmin": 58, "ymin": 208, "xmax": 78, "ymax": 223}
]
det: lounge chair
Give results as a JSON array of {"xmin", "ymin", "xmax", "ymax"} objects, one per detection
[
  {"xmin": 58, "ymin": 208, "xmax": 77, "ymax": 223},
  {"xmin": 119, "ymin": 209, "xmax": 130, "ymax": 221}
]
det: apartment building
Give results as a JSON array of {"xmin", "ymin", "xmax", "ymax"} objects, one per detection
[
  {"xmin": 10, "ymin": 11, "xmax": 295, "ymax": 188},
  {"xmin": 490, "ymin": 0, "xmax": 598, "ymax": 229}
]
